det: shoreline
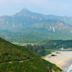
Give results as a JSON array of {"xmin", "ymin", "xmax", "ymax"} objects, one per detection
[
  {"xmin": 62, "ymin": 59, "xmax": 72, "ymax": 72},
  {"xmin": 43, "ymin": 51, "xmax": 72, "ymax": 71}
]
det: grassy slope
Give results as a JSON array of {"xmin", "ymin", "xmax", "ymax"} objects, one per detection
[{"xmin": 0, "ymin": 38, "xmax": 62, "ymax": 72}]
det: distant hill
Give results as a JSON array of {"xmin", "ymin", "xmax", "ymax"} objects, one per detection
[
  {"xmin": 0, "ymin": 8, "xmax": 72, "ymax": 43},
  {"xmin": 43, "ymin": 40, "xmax": 72, "ymax": 49},
  {"xmin": 0, "ymin": 38, "xmax": 62, "ymax": 72},
  {"xmin": 24, "ymin": 40, "xmax": 72, "ymax": 56}
]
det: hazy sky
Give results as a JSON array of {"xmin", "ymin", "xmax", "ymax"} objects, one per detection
[{"xmin": 0, "ymin": 0, "xmax": 72, "ymax": 16}]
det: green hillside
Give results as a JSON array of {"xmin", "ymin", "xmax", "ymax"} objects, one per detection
[{"xmin": 0, "ymin": 38, "xmax": 62, "ymax": 72}]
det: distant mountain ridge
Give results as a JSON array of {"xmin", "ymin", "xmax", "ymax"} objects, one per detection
[{"xmin": 0, "ymin": 8, "xmax": 72, "ymax": 43}]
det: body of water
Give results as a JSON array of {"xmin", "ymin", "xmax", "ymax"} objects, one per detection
[
  {"xmin": 67, "ymin": 65, "xmax": 72, "ymax": 72},
  {"xmin": 63, "ymin": 60, "xmax": 72, "ymax": 72}
]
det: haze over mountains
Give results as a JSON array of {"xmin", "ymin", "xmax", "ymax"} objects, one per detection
[{"xmin": 0, "ymin": 8, "xmax": 72, "ymax": 43}]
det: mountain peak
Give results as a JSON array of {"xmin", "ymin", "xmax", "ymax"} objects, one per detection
[
  {"xmin": 21, "ymin": 8, "xmax": 30, "ymax": 13},
  {"xmin": 15, "ymin": 8, "xmax": 31, "ymax": 16}
]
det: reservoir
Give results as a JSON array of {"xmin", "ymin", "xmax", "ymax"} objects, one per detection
[{"xmin": 67, "ymin": 65, "xmax": 72, "ymax": 72}]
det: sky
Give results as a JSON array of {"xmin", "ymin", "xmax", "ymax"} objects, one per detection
[{"xmin": 0, "ymin": 0, "xmax": 72, "ymax": 16}]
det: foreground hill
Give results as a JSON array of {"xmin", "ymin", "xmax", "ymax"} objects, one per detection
[
  {"xmin": 1, "ymin": 9, "xmax": 72, "ymax": 43},
  {"xmin": 0, "ymin": 38, "xmax": 62, "ymax": 72}
]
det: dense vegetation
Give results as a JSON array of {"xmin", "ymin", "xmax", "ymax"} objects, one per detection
[
  {"xmin": 25, "ymin": 40, "xmax": 72, "ymax": 56},
  {"xmin": 25, "ymin": 44, "xmax": 51, "ymax": 56},
  {"xmin": 43, "ymin": 40, "xmax": 72, "ymax": 49},
  {"xmin": 0, "ymin": 38, "xmax": 62, "ymax": 72}
]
